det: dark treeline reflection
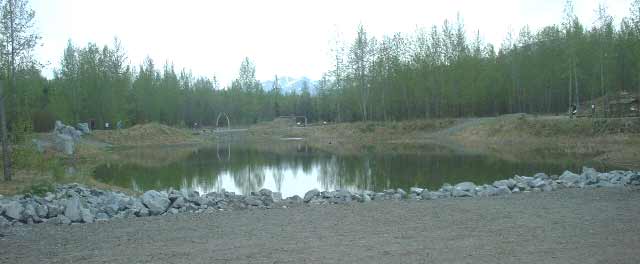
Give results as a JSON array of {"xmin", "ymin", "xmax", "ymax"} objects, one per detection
[{"xmin": 94, "ymin": 143, "xmax": 615, "ymax": 196}]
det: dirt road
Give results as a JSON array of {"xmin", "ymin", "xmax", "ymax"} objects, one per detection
[{"xmin": 1, "ymin": 187, "xmax": 639, "ymax": 264}]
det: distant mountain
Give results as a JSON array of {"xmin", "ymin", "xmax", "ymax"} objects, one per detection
[{"xmin": 261, "ymin": 76, "xmax": 319, "ymax": 95}]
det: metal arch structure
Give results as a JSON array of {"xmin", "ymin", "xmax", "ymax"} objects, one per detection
[{"xmin": 216, "ymin": 112, "xmax": 231, "ymax": 129}]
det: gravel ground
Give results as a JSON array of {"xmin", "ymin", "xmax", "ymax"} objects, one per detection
[{"xmin": 1, "ymin": 187, "xmax": 639, "ymax": 264}]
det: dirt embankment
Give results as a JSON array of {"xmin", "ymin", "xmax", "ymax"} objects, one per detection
[
  {"xmin": 249, "ymin": 115, "xmax": 640, "ymax": 169},
  {"xmin": 248, "ymin": 119, "xmax": 460, "ymax": 153},
  {"xmin": 91, "ymin": 123, "xmax": 202, "ymax": 147},
  {"xmin": 448, "ymin": 115, "xmax": 640, "ymax": 169}
]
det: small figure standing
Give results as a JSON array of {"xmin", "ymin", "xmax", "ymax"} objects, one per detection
[
  {"xmin": 591, "ymin": 104, "xmax": 596, "ymax": 118},
  {"xmin": 570, "ymin": 104, "xmax": 577, "ymax": 119}
]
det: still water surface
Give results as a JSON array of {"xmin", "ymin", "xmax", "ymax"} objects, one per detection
[{"xmin": 94, "ymin": 143, "xmax": 613, "ymax": 197}]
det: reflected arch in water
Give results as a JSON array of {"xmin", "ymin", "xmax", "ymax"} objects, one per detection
[{"xmin": 216, "ymin": 143, "xmax": 231, "ymax": 162}]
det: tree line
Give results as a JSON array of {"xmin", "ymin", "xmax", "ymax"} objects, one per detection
[{"xmin": 8, "ymin": 0, "xmax": 640, "ymax": 130}]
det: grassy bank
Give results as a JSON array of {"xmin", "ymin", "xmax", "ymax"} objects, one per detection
[{"xmin": 0, "ymin": 123, "xmax": 211, "ymax": 195}]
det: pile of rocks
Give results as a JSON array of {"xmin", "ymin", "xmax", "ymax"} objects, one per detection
[
  {"xmin": 301, "ymin": 167, "xmax": 639, "ymax": 204},
  {"xmin": 0, "ymin": 184, "xmax": 299, "ymax": 227},
  {"xmin": 50, "ymin": 121, "xmax": 90, "ymax": 155},
  {"xmin": 0, "ymin": 167, "xmax": 638, "ymax": 227}
]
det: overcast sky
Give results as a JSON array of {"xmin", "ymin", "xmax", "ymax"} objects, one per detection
[{"xmin": 32, "ymin": 0, "xmax": 633, "ymax": 86}]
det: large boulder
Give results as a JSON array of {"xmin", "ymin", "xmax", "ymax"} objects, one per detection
[
  {"xmin": 454, "ymin": 182, "xmax": 476, "ymax": 192},
  {"xmin": 529, "ymin": 178, "xmax": 548, "ymax": 189},
  {"xmin": 77, "ymin": 123, "xmax": 91, "ymax": 134},
  {"xmin": 559, "ymin": 171, "xmax": 582, "ymax": 186},
  {"xmin": 141, "ymin": 190, "xmax": 170, "ymax": 215},
  {"xmin": 258, "ymin": 188, "xmax": 273, "ymax": 197},
  {"xmin": 0, "ymin": 216, "xmax": 10, "ymax": 227},
  {"xmin": 410, "ymin": 187, "xmax": 424, "ymax": 194},
  {"xmin": 80, "ymin": 208, "xmax": 94, "ymax": 223},
  {"xmin": 170, "ymin": 196, "xmax": 186, "ymax": 209},
  {"xmin": 35, "ymin": 204, "xmax": 48, "ymax": 219},
  {"xmin": 303, "ymin": 189, "xmax": 320, "ymax": 203},
  {"xmin": 493, "ymin": 179, "xmax": 516, "ymax": 190},
  {"xmin": 452, "ymin": 189, "xmax": 474, "ymax": 197},
  {"xmin": 64, "ymin": 197, "xmax": 83, "ymax": 222},
  {"xmin": 244, "ymin": 196, "xmax": 263, "ymax": 207},
  {"xmin": 53, "ymin": 133, "xmax": 75, "ymax": 155},
  {"xmin": 4, "ymin": 201, "xmax": 24, "ymax": 221},
  {"xmin": 49, "ymin": 215, "xmax": 72, "ymax": 225}
]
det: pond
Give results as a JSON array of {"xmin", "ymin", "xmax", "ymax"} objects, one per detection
[{"xmin": 93, "ymin": 142, "xmax": 615, "ymax": 198}]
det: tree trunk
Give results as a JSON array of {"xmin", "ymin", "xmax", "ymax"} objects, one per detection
[
  {"xmin": 574, "ymin": 62, "xmax": 579, "ymax": 111},
  {"xmin": 0, "ymin": 82, "xmax": 12, "ymax": 181},
  {"xmin": 568, "ymin": 66, "xmax": 572, "ymax": 115}
]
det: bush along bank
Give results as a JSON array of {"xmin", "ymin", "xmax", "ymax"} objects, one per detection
[{"xmin": 0, "ymin": 167, "xmax": 638, "ymax": 227}]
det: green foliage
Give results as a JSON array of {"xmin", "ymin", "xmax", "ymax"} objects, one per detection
[
  {"xmin": 7, "ymin": 0, "xmax": 640, "ymax": 135},
  {"xmin": 31, "ymin": 110, "xmax": 55, "ymax": 132},
  {"xmin": 19, "ymin": 181, "xmax": 54, "ymax": 196}
]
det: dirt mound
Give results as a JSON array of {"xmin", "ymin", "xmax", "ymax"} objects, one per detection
[{"xmin": 92, "ymin": 123, "xmax": 199, "ymax": 146}]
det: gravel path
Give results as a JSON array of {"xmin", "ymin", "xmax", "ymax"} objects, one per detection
[{"xmin": 1, "ymin": 187, "xmax": 639, "ymax": 264}]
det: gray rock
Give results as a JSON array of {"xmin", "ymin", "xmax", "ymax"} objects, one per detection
[
  {"xmin": 64, "ymin": 197, "xmax": 83, "ymax": 222},
  {"xmin": 35, "ymin": 204, "xmax": 48, "ymax": 218},
  {"xmin": 396, "ymin": 188, "xmax": 407, "ymax": 197},
  {"xmin": 272, "ymin": 192, "xmax": 283, "ymax": 202},
  {"xmin": 515, "ymin": 175, "xmax": 535, "ymax": 187},
  {"xmin": 454, "ymin": 182, "xmax": 476, "ymax": 193},
  {"xmin": 335, "ymin": 190, "xmax": 352, "ymax": 202},
  {"xmin": 303, "ymin": 189, "xmax": 320, "ymax": 203},
  {"xmin": 286, "ymin": 195, "xmax": 303, "ymax": 204},
  {"xmin": 529, "ymin": 178, "xmax": 547, "ymax": 189},
  {"xmin": 431, "ymin": 191, "xmax": 450, "ymax": 199},
  {"xmin": 137, "ymin": 207, "xmax": 150, "ymax": 217},
  {"xmin": 95, "ymin": 212, "xmax": 110, "ymax": 221},
  {"xmin": 50, "ymin": 215, "xmax": 72, "ymax": 225},
  {"xmin": 541, "ymin": 184, "xmax": 553, "ymax": 192},
  {"xmin": 452, "ymin": 189, "xmax": 473, "ymax": 197},
  {"xmin": 141, "ymin": 190, "xmax": 170, "ymax": 215},
  {"xmin": 258, "ymin": 188, "xmax": 272, "ymax": 197},
  {"xmin": 362, "ymin": 194, "xmax": 371, "ymax": 202},
  {"xmin": 559, "ymin": 171, "xmax": 581, "ymax": 186},
  {"xmin": 170, "ymin": 196, "xmax": 186, "ymax": 209},
  {"xmin": 244, "ymin": 196, "xmax": 263, "ymax": 207},
  {"xmin": 23, "ymin": 203, "xmax": 39, "ymax": 223},
  {"xmin": 261, "ymin": 194, "xmax": 275, "ymax": 206},
  {"xmin": 5, "ymin": 201, "xmax": 24, "ymax": 221},
  {"xmin": 77, "ymin": 123, "xmax": 91, "ymax": 134},
  {"xmin": 0, "ymin": 216, "xmax": 10, "ymax": 227},
  {"xmin": 477, "ymin": 186, "xmax": 496, "ymax": 197},
  {"xmin": 53, "ymin": 133, "xmax": 75, "ymax": 155},
  {"xmin": 410, "ymin": 187, "xmax": 424, "ymax": 194},
  {"xmin": 80, "ymin": 208, "xmax": 94, "ymax": 223},
  {"xmin": 533, "ymin": 173, "xmax": 549, "ymax": 180},
  {"xmin": 493, "ymin": 186, "xmax": 512, "ymax": 196},
  {"xmin": 47, "ymin": 203, "xmax": 64, "ymax": 218}
]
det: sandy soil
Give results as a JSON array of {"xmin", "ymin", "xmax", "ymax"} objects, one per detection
[{"xmin": 1, "ymin": 187, "xmax": 639, "ymax": 264}]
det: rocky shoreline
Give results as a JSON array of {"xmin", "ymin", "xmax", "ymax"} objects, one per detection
[{"xmin": 1, "ymin": 167, "xmax": 638, "ymax": 227}]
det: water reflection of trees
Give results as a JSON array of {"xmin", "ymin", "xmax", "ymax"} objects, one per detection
[{"xmin": 94, "ymin": 144, "xmax": 607, "ymax": 194}]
